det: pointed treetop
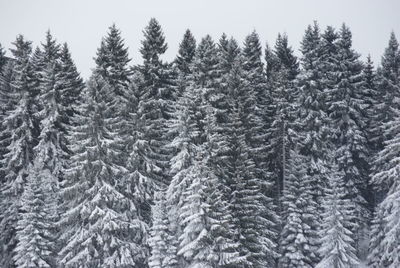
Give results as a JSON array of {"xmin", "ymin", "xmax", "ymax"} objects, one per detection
[
  {"xmin": 175, "ymin": 29, "xmax": 196, "ymax": 73},
  {"xmin": 140, "ymin": 18, "xmax": 168, "ymax": 64},
  {"xmin": 274, "ymin": 32, "xmax": 299, "ymax": 79},
  {"xmin": 11, "ymin": 35, "xmax": 32, "ymax": 60},
  {"xmin": 337, "ymin": 23, "xmax": 353, "ymax": 50},
  {"xmin": 243, "ymin": 30, "xmax": 262, "ymax": 61},
  {"xmin": 94, "ymin": 24, "xmax": 131, "ymax": 86},
  {"xmin": 381, "ymin": 31, "xmax": 400, "ymax": 73},
  {"xmin": 218, "ymin": 34, "xmax": 240, "ymax": 72},
  {"xmin": 41, "ymin": 30, "xmax": 60, "ymax": 63},
  {"xmin": 300, "ymin": 21, "xmax": 321, "ymax": 56}
]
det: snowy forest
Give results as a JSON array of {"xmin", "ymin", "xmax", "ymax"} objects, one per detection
[{"xmin": 0, "ymin": 18, "xmax": 399, "ymax": 268}]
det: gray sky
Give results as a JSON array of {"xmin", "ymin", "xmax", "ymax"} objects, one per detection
[{"xmin": 1, "ymin": 0, "xmax": 399, "ymax": 78}]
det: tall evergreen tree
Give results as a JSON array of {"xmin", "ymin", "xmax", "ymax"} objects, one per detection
[
  {"xmin": 316, "ymin": 168, "xmax": 360, "ymax": 268},
  {"xmin": 0, "ymin": 35, "xmax": 36, "ymax": 268},
  {"xmin": 175, "ymin": 29, "xmax": 196, "ymax": 76},
  {"xmin": 59, "ymin": 75, "xmax": 148, "ymax": 267},
  {"xmin": 278, "ymin": 149, "xmax": 318, "ymax": 268},
  {"xmin": 137, "ymin": 18, "xmax": 173, "ymax": 190},
  {"xmin": 326, "ymin": 24, "xmax": 370, "ymax": 256},
  {"xmin": 295, "ymin": 22, "xmax": 330, "ymax": 265}
]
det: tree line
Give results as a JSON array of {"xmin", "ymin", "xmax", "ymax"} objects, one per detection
[{"xmin": 0, "ymin": 18, "xmax": 399, "ymax": 268}]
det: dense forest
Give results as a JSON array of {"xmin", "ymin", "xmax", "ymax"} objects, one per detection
[{"xmin": 0, "ymin": 18, "xmax": 399, "ymax": 268}]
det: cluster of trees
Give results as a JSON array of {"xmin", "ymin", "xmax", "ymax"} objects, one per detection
[{"xmin": 0, "ymin": 18, "xmax": 399, "ymax": 268}]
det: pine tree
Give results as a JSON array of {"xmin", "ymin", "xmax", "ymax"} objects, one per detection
[
  {"xmin": 148, "ymin": 190, "xmax": 178, "ymax": 268},
  {"xmin": 59, "ymin": 75, "xmax": 148, "ymax": 267},
  {"xmin": 316, "ymin": 168, "xmax": 360, "ymax": 268},
  {"xmin": 326, "ymin": 24, "xmax": 370, "ymax": 256},
  {"xmin": 369, "ymin": 109, "xmax": 400, "ymax": 267},
  {"xmin": 175, "ymin": 29, "xmax": 196, "ymax": 75},
  {"xmin": 278, "ymin": 149, "xmax": 318, "ymax": 268},
  {"xmin": 0, "ymin": 35, "xmax": 36, "ymax": 268},
  {"xmin": 296, "ymin": 22, "xmax": 330, "ymax": 265},
  {"xmin": 266, "ymin": 33, "xmax": 300, "ymax": 218},
  {"xmin": 137, "ymin": 18, "xmax": 174, "ymax": 190},
  {"xmin": 166, "ymin": 35, "xmax": 241, "ymax": 268},
  {"xmin": 13, "ymin": 169, "xmax": 57, "ymax": 268}
]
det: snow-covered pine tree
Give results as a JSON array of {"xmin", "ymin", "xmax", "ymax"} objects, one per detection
[
  {"xmin": 165, "ymin": 35, "xmax": 241, "ymax": 268},
  {"xmin": 137, "ymin": 18, "xmax": 174, "ymax": 190},
  {"xmin": 59, "ymin": 74, "xmax": 148, "ymax": 267},
  {"xmin": 148, "ymin": 190, "xmax": 178, "ymax": 268},
  {"xmin": 266, "ymin": 33, "xmax": 300, "ymax": 220},
  {"xmin": 369, "ymin": 96, "xmax": 400, "ymax": 268},
  {"xmin": 371, "ymin": 32, "xmax": 400, "ymax": 193},
  {"xmin": 58, "ymin": 43, "xmax": 85, "ymax": 122},
  {"xmin": 326, "ymin": 24, "xmax": 371, "ymax": 257},
  {"xmin": 0, "ymin": 35, "xmax": 37, "ymax": 268},
  {"xmin": 223, "ymin": 48, "xmax": 277, "ymax": 267},
  {"xmin": 0, "ymin": 51, "xmax": 15, "ymax": 179},
  {"xmin": 175, "ymin": 29, "xmax": 196, "ymax": 76},
  {"xmin": 295, "ymin": 22, "xmax": 331, "ymax": 265},
  {"xmin": 14, "ymin": 166, "xmax": 57, "ymax": 268},
  {"xmin": 316, "ymin": 167, "xmax": 360, "ymax": 268},
  {"xmin": 278, "ymin": 148, "xmax": 318, "ymax": 268},
  {"xmin": 94, "ymin": 24, "xmax": 131, "ymax": 166}
]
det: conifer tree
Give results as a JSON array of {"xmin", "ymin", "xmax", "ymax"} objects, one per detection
[
  {"xmin": 316, "ymin": 168, "xmax": 360, "ymax": 268},
  {"xmin": 59, "ymin": 75, "xmax": 148, "ymax": 267},
  {"xmin": 326, "ymin": 24, "xmax": 370, "ymax": 255},
  {"xmin": 0, "ymin": 35, "xmax": 36, "ymax": 268},
  {"xmin": 266, "ymin": 33, "xmax": 300, "ymax": 216},
  {"xmin": 175, "ymin": 29, "xmax": 196, "ymax": 76},
  {"xmin": 279, "ymin": 149, "xmax": 318, "ymax": 268},
  {"xmin": 296, "ymin": 22, "xmax": 331, "ymax": 265},
  {"xmin": 14, "ymin": 169, "xmax": 57, "ymax": 268},
  {"xmin": 371, "ymin": 32, "xmax": 400, "ymax": 190},
  {"xmin": 369, "ymin": 103, "xmax": 400, "ymax": 267},
  {"xmin": 137, "ymin": 18, "xmax": 174, "ymax": 190},
  {"xmin": 148, "ymin": 191, "xmax": 178, "ymax": 268},
  {"xmin": 166, "ymin": 35, "xmax": 241, "ymax": 268}
]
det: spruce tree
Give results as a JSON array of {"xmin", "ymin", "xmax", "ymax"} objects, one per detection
[
  {"xmin": 279, "ymin": 149, "xmax": 318, "ymax": 268},
  {"xmin": 371, "ymin": 32, "xmax": 400, "ymax": 190},
  {"xmin": 326, "ymin": 24, "xmax": 370, "ymax": 256},
  {"xmin": 296, "ymin": 22, "xmax": 330, "ymax": 265},
  {"xmin": 137, "ymin": 18, "xmax": 174, "ymax": 190},
  {"xmin": 369, "ymin": 108, "xmax": 400, "ymax": 267},
  {"xmin": 0, "ymin": 35, "xmax": 36, "ymax": 268},
  {"xmin": 59, "ymin": 75, "xmax": 148, "ymax": 267},
  {"xmin": 175, "ymin": 29, "xmax": 196, "ymax": 75},
  {"xmin": 148, "ymin": 191, "xmax": 178, "ymax": 268},
  {"xmin": 316, "ymin": 168, "xmax": 360, "ymax": 268},
  {"xmin": 266, "ymin": 33, "xmax": 300, "ymax": 218}
]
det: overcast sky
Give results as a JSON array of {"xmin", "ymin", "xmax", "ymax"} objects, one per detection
[{"xmin": 1, "ymin": 0, "xmax": 399, "ymax": 78}]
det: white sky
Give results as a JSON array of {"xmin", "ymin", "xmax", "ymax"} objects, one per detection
[{"xmin": 1, "ymin": 0, "xmax": 399, "ymax": 78}]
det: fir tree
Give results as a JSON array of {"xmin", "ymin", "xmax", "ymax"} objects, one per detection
[
  {"xmin": 369, "ymin": 109, "xmax": 400, "ymax": 267},
  {"xmin": 137, "ymin": 18, "xmax": 174, "ymax": 190},
  {"xmin": 279, "ymin": 149, "xmax": 318, "ymax": 268},
  {"xmin": 14, "ymin": 169, "xmax": 57, "ymax": 268},
  {"xmin": 148, "ymin": 190, "xmax": 178, "ymax": 268},
  {"xmin": 175, "ymin": 29, "xmax": 197, "ymax": 75},
  {"xmin": 0, "ymin": 35, "xmax": 36, "ymax": 268},
  {"xmin": 316, "ymin": 168, "xmax": 360, "ymax": 268},
  {"xmin": 326, "ymin": 24, "xmax": 370, "ymax": 256},
  {"xmin": 59, "ymin": 75, "xmax": 148, "ymax": 267},
  {"xmin": 296, "ymin": 22, "xmax": 330, "ymax": 265}
]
